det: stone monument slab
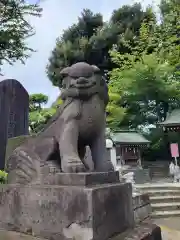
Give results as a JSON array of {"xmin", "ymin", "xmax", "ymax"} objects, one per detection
[
  {"xmin": 0, "ymin": 182, "xmax": 133, "ymax": 240},
  {"xmin": 0, "ymin": 79, "xmax": 29, "ymax": 169}
]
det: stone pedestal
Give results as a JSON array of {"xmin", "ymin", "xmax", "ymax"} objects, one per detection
[
  {"xmin": 41, "ymin": 170, "xmax": 120, "ymax": 185},
  {"xmin": 0, "ymin": 172, "xmax": 134, "ymax": 240}
]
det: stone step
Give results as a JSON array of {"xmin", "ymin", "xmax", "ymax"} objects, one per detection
[
  {"xmin": 151, "ymin": 210, "xmax": 180, "ymax": 218},
  {"xmin": 150, "ymin": 167, "xmax": 168, "ymax": 169},
  {"xmin": 151, "ymin": 171, "xmax": 167, "ymax": 174},
  {"xmin": 151, "ymin": 170, "xmax": 168, "ymax": 172},
  {"xmin": 151, "ymin": 202, "xmax": 180, "ymax": 211},
  {"xmin": 150, "ymin": 195, "xmax": 180, "ymax": 203},
  {"xmin": 151, "ymin": 173, "xmax": 168, "ymax": 177},
  {"xmin": 136, "ymin": 184, "xmax": 180, "ymax": 194},
  {"xmin": 150, "ymin": 167, "xmax": 168, "ymax": 170},
  {"xmin": 137, "ymin": 183, "xmax": 180, "ymax": 219},
  {"xmin": 140, "ymin": 189, "xmax": 180, "ymax": 197},
  {"xmin": 151, "ymin": 175, "xmax": 167, "ymax": 178},
  {"xmin": 136, "ymin": 183, "xmax": 180, "ymax": 189}
]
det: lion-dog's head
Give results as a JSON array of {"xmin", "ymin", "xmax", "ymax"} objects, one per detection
[{"xmin": 60, "ymin": 62, "xmax": 109, "ymax": 105}]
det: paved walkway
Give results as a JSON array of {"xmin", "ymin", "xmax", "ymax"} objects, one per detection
[
  {"xmin": 160, "ymin": 226, "xmax": 180, "ymax": 240},
  {"xmin": 154, "ymin": 217, "xmax": 180, "ymax": 240}
]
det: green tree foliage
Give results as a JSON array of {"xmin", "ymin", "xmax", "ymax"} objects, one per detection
[
  {"xmin": 158, "ymin": 0, "xmax": 180, "ymax": 68},
  {"xmin": 51, "ymin": 95, "xmax": 63, "ymax": 109},
  {"xmin": 109, "ymin": 52, "xmax": 180, "ymax": 128},
  {"xmin": 47, "ymin": 9, "xmax": 103, "ymax": 87},
  {"xmin": 29, "ymin": 93, "xmax": 56, "ymax": 133},
  {"xmin": 0, "ymin": 170, "xmax": 8, "ymax": 184},
  {"xmin": 29, "ymin": 93, "xmax": 48, "ymax": 111},
  {"xmin": 29, "ymin": 107, "xmax": 56, "ymax": 133},
  {"xmin": 29, "ymin": 93, "xmax": 64, "ymax": 134},
  {"xmin": 107, "ymin": 0, "xmax": 180, "ymax": 160},
  {"xmin": 47, "ymin": 4, "xmax": 154, "ymax": 87},
  {"xmin": 106, "ymin": 89, "xmax": 126, "ymax": 130},
  {"xmin": 0, "ymin": 0, "xmax": 42, "ymax": 69},
  {"xmin": 108, "ymin": 1, "xmax": 180, "ymax": 130},
  {"xmin": 142, "ymin": 127, "xmax": 180, "ymax": 161}
]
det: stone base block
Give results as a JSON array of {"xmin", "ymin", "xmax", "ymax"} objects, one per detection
[
  {"xmin": 0, "ymin": 182, "xmax": 133, "ymax": 240},
  {"xmin": 41, "ymin": 171, "xmax": 120, "ymax": 186},
  {"xmin": 133, "ymin": 194, "xmax": 152, "ymax": 224},
  {"xmin": 0, "ymin": 222, "xmax": 162, "ymax": 240},
  {"xmin": 0, "ymin": 229, "xmax": 45, "ymax": 240},
  {"xmin": 122, "ymin": 169, "xmax": 150, "ymax": 184}
]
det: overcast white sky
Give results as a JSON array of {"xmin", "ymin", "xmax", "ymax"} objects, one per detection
[{"xmin": 0, "ymin": 0, "xmax": 160, "ymax": 105}]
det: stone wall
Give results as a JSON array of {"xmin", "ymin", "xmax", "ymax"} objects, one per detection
[{"xmin": 133, "ymin": 193, "xmax": 152, "ymax": 224}]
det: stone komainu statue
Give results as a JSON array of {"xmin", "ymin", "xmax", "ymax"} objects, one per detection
[{"xmin": 6, "ymin": 62, "xmax": 114, "ymax": 184}]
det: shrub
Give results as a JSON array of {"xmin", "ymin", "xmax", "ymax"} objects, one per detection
[{"xmin": 0, "ymin": 170, "xmax": 8, "ymax": 184}]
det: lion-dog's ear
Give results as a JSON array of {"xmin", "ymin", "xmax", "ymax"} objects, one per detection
[
  {"xmin": 60, "ymin": 67, "xmax": 70, "ymax": 77},
  {"xmin": 91, "ymin": 65, "xmax": 100, "ymax": 73},
  {"xmin": 60, "ymin": 67, "xmax": 71, "ymax": 89}
]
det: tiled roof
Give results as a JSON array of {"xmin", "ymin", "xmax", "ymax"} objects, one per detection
[
  {"xmin": 159, "ymin": 109, "xmax": 180, "ymax": 126},
  {"xmin": 110, "ymin": 131, "xmax": 150, "ymax": 144}
]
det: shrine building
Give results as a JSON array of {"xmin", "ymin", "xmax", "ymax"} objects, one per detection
[
  {"xmin": 158, "ymin": 109, "xmax": 180, "ymax": 132},
  {"xmin": 110, "ymin": 130, "xmax": 150, "ymax": 167}
]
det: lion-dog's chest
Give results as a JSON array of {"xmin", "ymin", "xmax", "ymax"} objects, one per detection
[
  {"xmin": 43, "ymin": 95, "xmax": 105, "ymax": 141},
  {"xmin": 78, "ymin": 95, "xmax": 105, "ymax": 139}
]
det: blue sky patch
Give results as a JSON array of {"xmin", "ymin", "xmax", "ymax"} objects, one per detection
[{"xmin": 26, "ymin": 0, "xmax": 40, "ymax": 3}]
